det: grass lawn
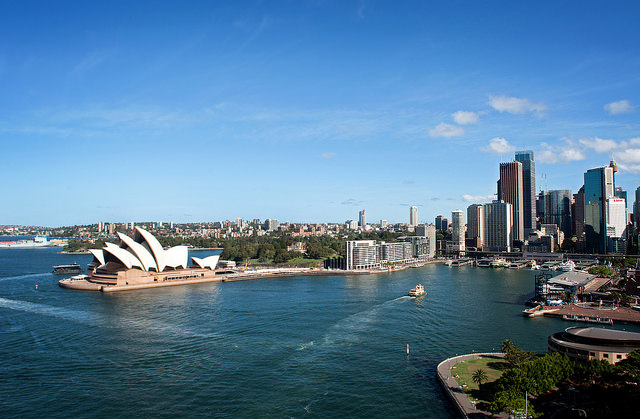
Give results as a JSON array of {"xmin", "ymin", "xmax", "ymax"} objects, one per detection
[{"xmin": 450, "ymin": 356, "xmax": 508, "ymax": 402}]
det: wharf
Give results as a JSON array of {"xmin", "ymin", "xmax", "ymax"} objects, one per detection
[
  {"xmin": 60, "ymin": 260, "xmax": 444, "ymax": 292},
  {"xmin": 524, "ymin": 303, "xmax": 640, "ymax": 325}
]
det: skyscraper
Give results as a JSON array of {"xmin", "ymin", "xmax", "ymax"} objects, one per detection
[
  {"xmin": 483, "ymin": 201, "xmax": 513, "ymax": 252},
  {"xmin": 543, "ymin": 190, "xmax": 572, "ymax": 237},
  {"xmin": 498, "ymin": 161, "xmax": 525, "ymax": 242},
  {"xmin": 358, "ymin": 209, "xmax": 367, "ymax": 228},
  {"xmin": 584, "ymin": 162, "xmax": 616, "ymax": 253},
  {"xmin": 634, "ymin": 187, "xmax": 640, "ymax": 229},
  {"xmin": 409, "ymin": 206, "xmax": 418, "ymax": 227},
  {"xmin": 466, "ymin": 204, "xmax": 485, "ymax": 246},
  {"xmin": 515, "ymin": 150, "xmax": 536, "ymax": 235},
  {"xmin": 573, "ymin": 186, "xmax": 585, "ymax": 239},
  {"xmin": 615, "ymin": 186, "xmax": 627, "ymax": 207},
  {"xmin": 451, "ymin": 210, "xmax": 465, "ymax": 252}
]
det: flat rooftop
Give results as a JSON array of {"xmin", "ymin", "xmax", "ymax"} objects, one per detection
[{"xmin": 549, "ymin": 271, "xmax": 596, "ymax": 287}]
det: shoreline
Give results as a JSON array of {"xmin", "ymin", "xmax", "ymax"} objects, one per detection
[
  {"xmin": 59, "ymin": 260, "xmax": 444, "ymax": 292},
  {"xmin": 436, "ymin": 352, "xmax": 507, "ymax": 418}
]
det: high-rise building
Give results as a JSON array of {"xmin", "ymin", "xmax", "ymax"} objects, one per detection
[
  {"xmin": 483, "ymin": 200, "xmax": 513, "ymax": 252},
  {"xmin": 543, "ymin": 190, "xmax": 572, "ymax": 237},
  {"xmin": 358, "ymin": 210, "xmax": 367, "ymax": 227},
  {"xmin": 634, "ymin": 187, "xmax": 640, "ymax": 229},
  {"xmin": 415, "ymin": 224, "xmax": 437, "ymax": 258},
  {"xmin": 498, "ymin": 161, "xmax": 525, "ymax": 242},
  {"xmin": 573, "ymin": 186, "xmax": 585, "ymax": 239},
  {"xmin": 435, "ymin": 215, "xmax": 448, "ymax": 231},
  {"xmin": 515, "ymin": 151, "xmax": 536, "ymax": 235},
  {"xmin": 536, "ymin": 190, "xmax": 545, "ymax": 223},
  {"xmin": 380, "ymin": 219, "xmax": 388, "ymax": 229},
  {"xmin": 409, "ymin": 206, "xmax": 418, "ymax": 227},
  {"xmin": 265, "ymin": 219, "xmax": 279, "ymax": 231},
  {"xmin": 466, "ymin": 204, "xmax": 484, "ymax": 246},
  {"xmin": 607, "ymin": 197, "xmax": 627, "ymax": 253},
  {"xmin": 451, "ymin": 210, "xmax": 465, "ymax": 252},
  {"xmin": 615, "ymin": 187, "xmax": 627, "ymax": 207},
  {"xmin": 584, "ymin": 162, "xmax": 616, "ymax": 253}
]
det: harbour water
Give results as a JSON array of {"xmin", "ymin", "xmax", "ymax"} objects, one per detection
[{"xmin": 2, "ymin": 248, "xmax": 639, "ymax": 417}]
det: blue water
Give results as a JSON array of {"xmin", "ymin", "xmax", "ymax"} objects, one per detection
[{"xmin": 1, "ymin": 248, "xmax": 638, "ymax": 417}]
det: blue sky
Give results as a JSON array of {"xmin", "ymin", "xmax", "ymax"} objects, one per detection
[{"xmin": 1, "ymin": 0, "xmax": 640, "ymax": 226}]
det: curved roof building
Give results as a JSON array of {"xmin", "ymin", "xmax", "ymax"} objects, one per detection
[
  {"xmin": 89, "ymin": 227, "xmax": 190, "ymax": 273},
  {"xmin": 72, "ymin": 227, "xmax": 223, "ymax": 290},
  {"xmin": 548, "ymin": 326, "xmax": 640, "ymax": 364}
]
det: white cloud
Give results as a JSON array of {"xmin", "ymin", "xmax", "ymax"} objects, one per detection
[
  {"xmin": 481, "ymin": 137, "xmax": 515, "ymax": 155},
  {"xmin": 452, "ymin": 110, "xmax": 479, "ymax": 125},
  {"xmin": 579, "ymin": 137, "xmax": 618, "ymax": 153},
  {"xmin": 319, "ymin": 152, "xmax": 336, "ymax": 159},
  {"xmin": 537, "ymin": 141, "xmax": 586, "ymax": 164},
  {"xmin": 429, "ymin": 122, "xmax": 465, "ymax": 138},
  {"xmin": 614, "ymin": 146, "xmax": 640, "ymax": 173},
  {"xmin": 462, "ymin": 194, "xmax": 495, "ymax": 203},
  {"xmin": 604, "ymin": 100, "xmax": 634, "ymax": 115},
  {"xmin": 488, "ymin": 95, "xmax": 547, "ymax": 115}
]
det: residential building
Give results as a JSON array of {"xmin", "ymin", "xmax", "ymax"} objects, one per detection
[
  {"xmin": 264, "ymin": 219, "xmax": 279, "ymax": 232},
  {"xmin": 515, "ymin": 150, "xmax": 536, "ymax": 235},
  {"xmin": 345, "ymin": 240, "xmax": 379, "ymax": 270},
  {"xmin": 358, "ymin": 210, "xmax": 367, "ymax": 228},
  {"xmin": 483, "ymin": 200, "xmax": 513, "ymax": 252},
  {"xmin": 450, "ymin": 209, "xmax": 465, "ymax": 252},
  {"xmin": 415, "ymin": 224, "xmax": 437, "ymax": 258},
  {"xmin": 409, "ymin": 206, "xmax": 418, "ymax": 227}
]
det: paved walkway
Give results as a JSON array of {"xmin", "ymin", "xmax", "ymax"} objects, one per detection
[{"xmin": 436, "ymin": 352, "xmax": 508, "ymax": 418}]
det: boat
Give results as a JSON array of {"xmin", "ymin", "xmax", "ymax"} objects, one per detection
[
  {"xmin": 408, "ymin": 284, "xmax": 426, "ymax": 297},
  {"xmin": 0, "ymin": 236, "xmax": 51, "ymax": 249},
  {"xmin": 490, "ymin": 258, "xmax": 507, "ymax": 268},
  {"xmin": 52, "ymin": 263, "xmax": 82, "ymax": 275}
]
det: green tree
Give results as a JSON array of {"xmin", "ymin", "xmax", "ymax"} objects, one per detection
[
  {"xmin": 617, "ymin": 349, "xmax": 640, "ymax": 382},
  {"xmin": 472, "ymin": 368, "xmax": 489, "ymax": 386}
]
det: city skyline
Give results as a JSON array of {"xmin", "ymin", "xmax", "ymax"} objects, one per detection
[{"xmin": 1, "ymin": 1, "xmax": 640, "ymax": 226}]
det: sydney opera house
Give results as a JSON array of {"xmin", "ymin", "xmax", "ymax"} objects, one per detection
[{"xmin": 59, "ymin": 227, "xmax": 223, "ymax": 291}]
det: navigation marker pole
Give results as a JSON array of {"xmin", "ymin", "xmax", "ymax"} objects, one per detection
[{"xmin": 406, "ymin": 344, "xmax": 410, "ymax": 355}]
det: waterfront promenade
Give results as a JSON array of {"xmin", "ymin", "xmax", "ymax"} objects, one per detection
[
  {"xmin": 60, "ymin": 260, "xmax": 444, "ymax": 292},
  {"xmin": 437, "ymin": 353, "xmax": 507, "ymax": 418}
]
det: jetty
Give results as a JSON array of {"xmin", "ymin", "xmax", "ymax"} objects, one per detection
[{"xmin": 524, "ymin": 303, "xmax": 640, "ymax": 326}]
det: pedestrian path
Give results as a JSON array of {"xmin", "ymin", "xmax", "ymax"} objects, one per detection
[{"xmin": 436, "ymin": 352, "xmax": 508, "ymax": 418}]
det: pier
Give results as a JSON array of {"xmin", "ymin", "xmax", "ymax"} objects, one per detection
[{"xmin": 524, "ymin": 303, "xmax": 640, "ymax": 325}]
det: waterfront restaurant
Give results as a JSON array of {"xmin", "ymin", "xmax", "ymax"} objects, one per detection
[{"xmin": 548, "ymin": 326, "xmax": 640, "ymax": 364}]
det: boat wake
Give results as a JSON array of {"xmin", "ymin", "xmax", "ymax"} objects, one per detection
[
  {"xmin": 319, "ymin": 295, "xmax": 411, "ymax": 347},
  {"xmin": 0, "ymin": 272, "xmax": 50, "ymax": 282},
  {"xmin": 0, "ymin": 297, "xmax": 99, "ymax": 324}
]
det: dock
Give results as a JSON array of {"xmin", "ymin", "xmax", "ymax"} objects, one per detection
[
  {"xmin": 524, "ymin": 303, "xmax": 640, "ymax": 325},
  {"xmin": 450, "ymin": 258, "xmax": 473, "ymax": 266}
]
